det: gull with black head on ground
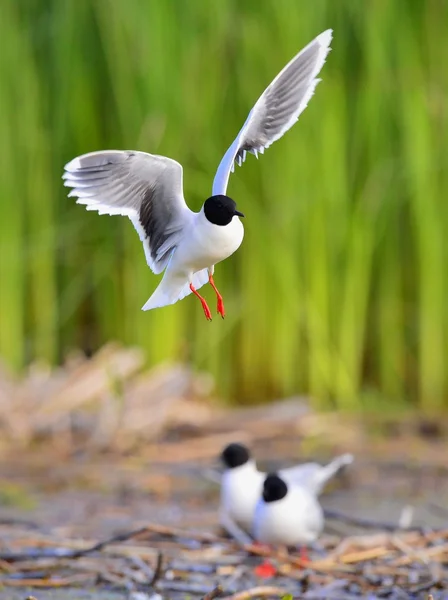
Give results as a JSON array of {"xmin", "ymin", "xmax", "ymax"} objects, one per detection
[{"xmin": 219, "ymin": 442, "xmax": 353, "ymax": 533}]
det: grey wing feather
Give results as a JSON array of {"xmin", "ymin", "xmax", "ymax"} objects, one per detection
[
  {"xmin": 63, "ymin": 150, "xmax": 192, "ymax": 274},
  {"xmin": 212, "ymin": 29, "xmax": 332, "ymax": 195},
  {"xmin": 280, "ymin": 453, "xmax": 353, "ymax": 496}
]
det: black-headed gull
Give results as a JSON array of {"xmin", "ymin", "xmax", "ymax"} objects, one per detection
[
  {"xmin": 253, "ymin": 473, "xmax": 324, "ymax": 546},
  {"xmin": 63, "ymin": 30, "xmax": 332, "ymax": 319},
  {"xmin": 219, "ymin": 442, "xmax": 352, "ymax": 532}
]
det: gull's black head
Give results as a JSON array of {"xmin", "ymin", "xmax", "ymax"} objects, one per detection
[
  {"xmin": 220, "ymin": 442, "xmax": 250, "ymax": 469},
  {"xmin": 204, "ymin": 195, "xmax": 244, "ymax": 226},
  {"xmin": 262, "ymin": 473, "xmax": 288, "ymax": 503}
]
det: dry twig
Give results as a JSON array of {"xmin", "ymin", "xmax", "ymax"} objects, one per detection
[
  {"xmin": 202, "ymin": 584, "xmax": 224, "ymax": 600},
  {"xmin": 221, "ymin": 586, "xmax": 288, "ymax": 600}
]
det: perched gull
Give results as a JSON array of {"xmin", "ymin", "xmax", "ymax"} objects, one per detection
[
  {"xmin": 219, "ymin": 442, "xmax": 352, "ymax": 532},
  {"xmin": 63, "ymin": 30, "xmax": 332, "ymax": 319},
  {"xmin": 253, "ymin": 472, "xmax": 324, "ymax": 546}
]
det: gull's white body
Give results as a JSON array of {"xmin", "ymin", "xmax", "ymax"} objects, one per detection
[
  {"xmin": 144, "ymin": 209, "xmax": 244, "ymax": 309},
  {"xmin": 253, "ymin": 484, "xmax": 324, "ymax": 546},
  {"xmin": 220, "ymin": 453, "xmax": 353, "ymax": 531},
  {"xmin": 221, "ymin": 460, "xmax": 263, "ymax": 531},
  {"xmin": 63, "ymin": 30, "xmax": 333, "ymax": 312}
]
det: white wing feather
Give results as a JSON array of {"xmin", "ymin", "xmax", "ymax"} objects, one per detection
[
  {"xmin": 212, "ymin": 29, "xmax": 333, "ymax": 195},
  {"xmin": 280, "ymin": 453, "xmax": 353, "ymax": 496},
  {"xmin": 63, "ymin": 150, "xmax": 192, "ymax": 274}
]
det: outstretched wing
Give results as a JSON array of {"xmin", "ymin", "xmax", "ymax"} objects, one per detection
[
  {"xmin": 212, "ymin": 29, "xmax": 333, "ymax": 196},
  {"xmin": 63, "ymin": 150, "xmax": 192, "ymax": 274}
]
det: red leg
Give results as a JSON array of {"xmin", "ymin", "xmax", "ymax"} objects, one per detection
[
  {"xmin": 208, "ymin": 274, "xmax": 225, "ymax": 318},
  {"xmin": 190, "ymin": 283, "xmax": 212, "ymax": 321},
  {"xmin": 300, "ymin": 546, "xmax": 309, "ymax": 564},
  {"xmin": 252, "ymin": 541, "xmax": 271, "ymax": 550},
  {"xmin": 251, "ymin": 542, "xmax": 277, "ymax": 578}
]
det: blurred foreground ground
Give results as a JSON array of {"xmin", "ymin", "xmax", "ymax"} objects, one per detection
[
  {"xmin": 1, "ymin": 430, "xmax": 447, "ymax": 600},
  {"xmin": 0, "ymin": 346, "xmax": 447, "ymax": 598}
]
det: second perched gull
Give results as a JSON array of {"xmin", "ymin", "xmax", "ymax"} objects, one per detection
[
  {"xmin": 63, "ymin": 30, "xmax": 333, "ymax": 319},
  {"xmin": 253, "ymin": 473, "xmax": 324, "ymax": 546},
  {"xmin": 220, "ymin": 442, "xmax": 352, "ymax": 532}
]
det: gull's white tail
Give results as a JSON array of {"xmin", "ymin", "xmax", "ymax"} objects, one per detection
[{"xmin": 142, "ymin": 268, "xmax": 209, "ymax": 311}]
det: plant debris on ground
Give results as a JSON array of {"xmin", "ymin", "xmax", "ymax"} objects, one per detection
[
  {"xmin": 0, "ymin": 345, "xmax": 447, "ymax": 599},
  {"xmin": 0, "ymin": 519, "xmax": 447, "ymax": 600}
]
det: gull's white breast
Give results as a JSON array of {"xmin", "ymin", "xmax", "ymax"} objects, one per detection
[
  {"xmin": 220, "ymin": 462, "xmax": 263, "ymax": 531},
  {"xmin": 172, "ymin": 212, "xmax": 244, "ymax": 273},
  {"xmin": 253, "ymin": 486, "xmax": 324, "ymax": 546}
]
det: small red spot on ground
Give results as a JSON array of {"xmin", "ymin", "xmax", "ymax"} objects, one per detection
[{"xmin": 254, "ymin": 561, "xmax": 277, "ymax": 578}]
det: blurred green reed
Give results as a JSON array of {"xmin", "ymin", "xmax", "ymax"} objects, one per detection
[{"xmin": 0, "ymin": 0, "xmax": 447, "ymax": 407}]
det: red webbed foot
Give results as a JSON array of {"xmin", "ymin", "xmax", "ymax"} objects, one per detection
[
  {"xmin": 209, "ymin": 274, "xmax": 225, "ymax": 318},
  {"xmin": 254, "ymin": 560, "xmax": 277, "ymax": 578},
  {"xmin": 190, "ymin": 283, "xmax": 212, "ymax": 321}
]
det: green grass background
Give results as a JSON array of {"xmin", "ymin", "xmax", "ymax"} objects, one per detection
[{"xmin": 0, "ymin": 0, "xmax": 447, "ymax": 408}]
